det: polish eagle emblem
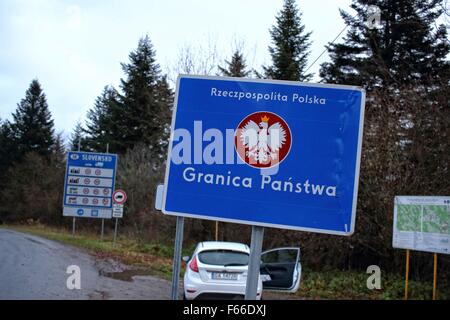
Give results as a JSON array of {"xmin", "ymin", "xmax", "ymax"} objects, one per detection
[{"xmin": 235, "ymin": 112, "xmax": 292, "ymax": 168}]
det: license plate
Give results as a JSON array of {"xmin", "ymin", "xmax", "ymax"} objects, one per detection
[{"xmin": 212, "ymin": 272, "xmax": 238, "ymax": 280}]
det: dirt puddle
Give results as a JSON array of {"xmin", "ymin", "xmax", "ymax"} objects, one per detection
[{"xmin": 100, "ymin": 269, "xmax": 154, "ymax": 282}]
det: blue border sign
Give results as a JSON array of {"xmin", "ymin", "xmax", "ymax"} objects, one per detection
[
  {"xmin": 162, "ymin": 75, "xmax": 365, "ymax": 235},
  {"xmin": 63, "ymin": 151, "xmax": 117, "ymax": 219}
]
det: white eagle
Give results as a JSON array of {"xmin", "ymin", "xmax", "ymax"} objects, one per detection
[{"xmin": 239, "ymin": 116, "xmax": 287, "ymax": 164}]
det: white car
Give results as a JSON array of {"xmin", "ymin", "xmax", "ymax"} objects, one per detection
[{"xmin": 183, "ymin": 241, "xmax": 301, "ymax": 300}]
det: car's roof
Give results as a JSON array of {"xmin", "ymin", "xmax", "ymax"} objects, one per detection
[{"xmin": 197, "ymin": 241, "xmax": 250, "ymax": 253}]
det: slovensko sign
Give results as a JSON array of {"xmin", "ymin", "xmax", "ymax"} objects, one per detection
[
  {"xmin": 393, "ymin": 196, "xmax": 450, "ymax": 254},
  {"xmin": 162, "ymin": 75, "xmax": 365, "ymax": 235},
  {"xmin": 63, "ymin": 151, "xmax": 117, "ymax": 219}
]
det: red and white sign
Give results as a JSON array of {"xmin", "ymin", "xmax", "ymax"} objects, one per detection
[
  {"xmin": 113, "ymin": 189, "xmax": 127, "ymax": 204},
  {"xmin": 235, "ymin": 111, "xmax": 292, "ymax": 169}
]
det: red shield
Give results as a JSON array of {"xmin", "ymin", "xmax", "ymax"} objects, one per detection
[{"xmin": 235, "ymin": 111, "xmax": 292, "ymax": 168}]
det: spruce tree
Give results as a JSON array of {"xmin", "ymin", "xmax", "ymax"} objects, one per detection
[
  {"xmin": 51, "ymin": 131, "xmax": 66, "ymax": 167},
  {"xmin": 320, "ymin": 0, "xmax": 450, "ymax": 88},
  {"xmin": 69, "ymin": 121, "xmax": 87, "ymax": 151},
  {"xmin": 85, "ymin": 86, "xmax": 121, "ymax": 153},
  {"xmin": 264, "ymin": 0, "xmax": 313, "ymax": 81},
  {"xmin": 0, "ymin": 120, "xmax": 16, "ymax": 172},
  {"xmin": 118, "ymin": 35, "xmax": 173, "ymax": 158},
  {"xmin": 218, "ymin": 50, "xmax": 251, "ymax": 77},
  {"xmin": 11, "ymin": 79, "xmax": 55, "ymax": 159}
]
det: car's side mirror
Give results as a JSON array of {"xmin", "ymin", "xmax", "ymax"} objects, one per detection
[{"xmin": 182, "ymin": 256, "xmax": 190, "ymax": 263}]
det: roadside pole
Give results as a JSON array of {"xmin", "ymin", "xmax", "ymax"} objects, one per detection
[
  {"xmin": 215, "ymin": 221, "xmax": 219, "ymax": 241},
  {"xmin": 245, "ymin": 226, "xmax": 264, "ymax": 300},
  {"xmin": 71, "ymin": 138, "xmax": 82, "ymax": 237},
  {"xmin": 72, "ymin": 217, "xmax": 76, "ymax": 236},
  {"xmin": 111, "ymin": 189, "xmax": 126, "ymax": 246},
  {"xmin": 432, "ymin": 253, "xmax": 438, "ymax": 300},
  {"xmin": 171, "ymin": 216, "xmax": 184, "ymax": 300},
  {"xmin": 101, "ymin": 143, "xmax": 109, "ymax": 241},
  {"xmin": 404, "ymin": 249, "xmax": 410, "ymax": 300},
  {"xmin": 101, "ymin": 219, "xmax": 105, "ymax": 240},
  {"xmin": 113, "ymin": 217, "xmax": 118, "ymax": 246}
]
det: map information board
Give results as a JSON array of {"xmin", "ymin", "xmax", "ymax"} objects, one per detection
[{"xmin": 393, "ymin": 196, "xmax": 450, "ymax": 254}]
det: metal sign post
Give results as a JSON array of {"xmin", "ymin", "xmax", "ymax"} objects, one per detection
[
  {"xmin": 113, "ymin": 217, "xmax": 118, "ymax": 246},
  {"xmin": 73, "ymin": 215, "xmax": 77, "ymax": 237},
  {"xmin": 72, "ymin": 217, "xmax": 76, "ymax": 236},
  {"xmin": 103, "ymin": 143, "xmax": 109, "ymax": 240},
  {"xmin": 154, "ymin": 185, "xmax": 183, "ymax": 300},
  {"xmin": 72, "ymin": 138, "xmax": 81, "ymax": 236},
  {"xmin": 101, "ymin": 219, "xmax": 105, "ymax": 240},
  {"xmin": 111, "ymin": 190, "xmax": 126, "ymax": 246},
  {"xmin": 171, "ymin": 216, "xmax": 184, "ymax": 300},
  {"xmin": 245, "ymin": 226, "xmax": 264, "ymax": 300},
  {"xmin": 215, "ymin": 221, "xmax": 219, "ymax": 241}
]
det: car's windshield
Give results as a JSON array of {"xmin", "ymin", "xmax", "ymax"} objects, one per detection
[{"xmin": 198, "ymin": 250, "xmax": 249, "ymax": 266}]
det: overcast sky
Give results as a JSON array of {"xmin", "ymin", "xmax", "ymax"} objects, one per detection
[{"xmin": 0, "ymin": 0, "xmax": 354, "ymax": 139}]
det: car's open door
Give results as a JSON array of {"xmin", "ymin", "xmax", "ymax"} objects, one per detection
[{"xmin": 260, "ymin": 247, "xmax": 301, "ymax": 293}]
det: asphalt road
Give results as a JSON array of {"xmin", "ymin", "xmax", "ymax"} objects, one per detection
[
  {"xmin": 0, "ymin": 229, "xmax": 174, "ymax": 300},
  {"xmin": 0, "ymin": 228, "xmax": 299, "ymax": 300}
]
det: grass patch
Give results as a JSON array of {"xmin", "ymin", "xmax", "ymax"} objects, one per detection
[{"xmin": 297, "ymin": 269, "xmax": 449, "ymax": 300}]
